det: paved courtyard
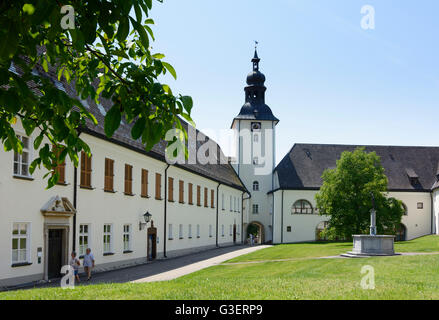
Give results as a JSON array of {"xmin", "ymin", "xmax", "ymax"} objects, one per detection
[{"xmin": 9, "ymin": 245, "xmax": 270, "ymax": 291}]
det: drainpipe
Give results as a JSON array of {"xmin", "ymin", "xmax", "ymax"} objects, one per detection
[
  {"xmin": 163, "ymin": 164, "xmax": 171, "ymax": 258},
  {"xmin": 216, "ymin": 183, "xmax": 221, "ymax": 248},
  {"xmin": 431, "ymin": 191, "xmax": 434, "ymax": 235},
  {"xmin": 281, "ymin": 190, "xmax": 284, "ymax": 244},
  {"xmin": 237, "ymin": 120, "xmax": 241, "ymax": 176},
  {"xmin": 72, "ymin": 130, "xmax": 82, "ymax": 252},
  {"xmin": 72, "ymin": 166, "xmax": 77, "ymax": 251}
]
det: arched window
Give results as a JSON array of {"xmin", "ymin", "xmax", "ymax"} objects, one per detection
[
  {"xmin": 402, "ymin": 203, "xmax": 408, "ymax": 216},
  {"xmin": 292, "ymin": 200, "xmax": 313, "ymax": 214},
  {"xmin": 396, "ymin": 224, "xmax": 407, "ymax": 241},
  {"xmin": 253, "ymin": 181, "xmax": 259, "ymax": 191}
]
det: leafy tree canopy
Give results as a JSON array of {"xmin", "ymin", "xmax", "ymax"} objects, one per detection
[
  {"xmin": 315, "ymin": 147, "xmax": 404, "ymax": 240},
  {"xmin": 0, "ymin": 0, "xmax": 193, "ymax": 188}
]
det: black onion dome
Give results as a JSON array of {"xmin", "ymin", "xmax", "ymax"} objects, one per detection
[
  {"xmin": 246, "ymin": 70, "xmax": 266, "ymax": 85},
  {"xmin": 232, "ymin": 49, "xmax": 279, "ymax": 123}
]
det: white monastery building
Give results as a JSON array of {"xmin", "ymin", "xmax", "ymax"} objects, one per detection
[{"xmin": 1, "ymin": 51, "xmax": 439, "ymax": 288}]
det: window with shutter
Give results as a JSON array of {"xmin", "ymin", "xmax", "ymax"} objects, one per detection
[
  {"xmin": 141, "ymin": 169, "xmax": 149, "ymax": 197},
  {"xmin": 104, "ymin": 158, "xmax": 114, "ymax": 192},
  {"xmin": 124, "ymin": 164, "xmax": 133, "ymax": 195},
  {"xmin": 188, "ymin": 183, "xmax": 193, "ymax": 205},
  {"xmin": 80, "ymin": 151, "xmax": 92, "ymax": 188},
  {"xmin": 204, "ymin": 187, "xmax": 208, "ymax": 207},
  {"xmin": 179, "ymin": 180, "xmax": 184, "ymax": 203},
  {"xmin": 197, "ymin": 185, "xmax": 201, "ymax": 206},
  {"xmin": 168, "ymin": 177, "xmax": 174, "ymax": 202},
  {"xmin": 155, "ymin": 173, "xmax": 162, "ymax": 200},
  {"xmin": 211, "ymin": 189, "xmax": 215, "ymax": 208}
]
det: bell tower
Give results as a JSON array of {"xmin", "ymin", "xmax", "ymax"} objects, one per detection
[{"xmin": 231, "ymin": 48, "xmax": 279, "ymax": 244}]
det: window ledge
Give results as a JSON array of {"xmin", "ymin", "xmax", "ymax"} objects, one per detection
[
  {"xmin": 103, "ymin": 252, "xmax": 114, "ymax": 256},
  {"xmin": 168, "ymin": 199, "xmax": 175, "ymax": 203},
  {"xmin": 123, "ymin": 250, "xmax": 133, "ymax": 254},
  {"xmin": 155, "ymin": 197, "xmax": 163, "ymax": 201},
  {"xmin": 179, "ymin": 237, "xmax": 184, "ymax": 240},
  {"xmin": 188, "ymin": 237, "xmax": 192, "ymax": 239},
  {"xmin": 141, "ymin": 195, "xmax": 150, "ymax": 199},
  {"xmin": 189, "ymin": 203, "xmax": 194, "ymax": 206},
  {"xmin": 124, "ymin": 193, "xmax": 135, "ymax": 197},
  {"xmin": 79, "ymin": 185, "xmax": 95, "ymax": 190},
  {"xmin": 168, "ymin": 237, "xmax": 174, "ymax": 240},
  {"xmin": 104, "ymin": 189, "xmax": 117, "ymax": 194},
  {"xmin": 179, "ymin": 201, "xmax": 185, "ymax": 204},
  {"xmin": 11, "ymin": 262, "xmax": 32, "ymax": 268},
  {"xmin": 56, "ymin": 182, "xmax": 69, "ymax": 186},
  {"xmin": 13, "ymin": 175, "xmax": 34, "ymax": 181},
  {"xmin": 197, "ymin": 236, "xmax": 200, "ymax": 239}
]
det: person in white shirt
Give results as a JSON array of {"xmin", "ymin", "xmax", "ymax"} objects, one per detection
[
  {"xmin": 69, "ymin": 251, "xmax": 81, "ymax": 283},
  {"xmin": 83, "ymin": 248, "xmax": 95, "ymax": 281}
]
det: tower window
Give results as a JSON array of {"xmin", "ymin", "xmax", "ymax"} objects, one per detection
[
  {"xmin": 251, "ymin": 122, "xmax": 261, "ymax": 132},
  {"xmin": 253, "ymin": 134, "xmax": 259, "ymax": 143},
  {"xmin": 253, "ymin": 181, "xmax": 259, "ymax": 191},
  {"xmin": 252, "ymin": 204, "xmax": 259, "ymax": 214}
]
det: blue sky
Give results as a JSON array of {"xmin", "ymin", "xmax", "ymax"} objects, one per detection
[{"xmin": 150, "ymin": 0, "xmax": 439, "ymax": 164}]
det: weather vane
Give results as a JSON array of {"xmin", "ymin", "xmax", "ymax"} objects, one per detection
[{"xmin": 254, "ymin": 40, "xmax": 259, "ymax": 50}]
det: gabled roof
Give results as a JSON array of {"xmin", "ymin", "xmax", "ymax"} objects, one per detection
[{"xmin": 275, "ymin": 143, "xmax": 439, "ymax": 192}]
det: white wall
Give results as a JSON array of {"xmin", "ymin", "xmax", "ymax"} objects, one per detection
[
  {"xmin": 0, "ymin": 123, "xmax": 74, "ymax": 285},
  {"xmin": 232, "ymin": 119, "xmax": 276, "ymax": 243},
  {"xmin": 0, "ymin": 128, "xmax": 245, "ymax": 286},
  {"xmin": 273, "ymin": 190, "xmax": 329, "ymax": 243},
  {"xmin": 433, "ymin": 189, "xmax": 439, "ymax": 235},
  {"xmin": 273, "ymin": 190, "xmax": 432, "ymax": 243},
  {"xmin": 390, "ymin": 191, "xmax": 432, "ymax": 240}
]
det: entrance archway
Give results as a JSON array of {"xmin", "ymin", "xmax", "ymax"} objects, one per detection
[
  {"xmin": 247, "ymin": 221, "xmax": 265, "ymax": 244},
  {"xmin": 396, "ymin": 224, "xmax": 407, "ymax": 241}
]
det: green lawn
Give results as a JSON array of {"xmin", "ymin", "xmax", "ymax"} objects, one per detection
[
  {"xmin": 226, "ymin": 235, "xmax": 439, "ymax": 263},
  {"xmin": 2, "ymin": 235, "xmax": 439, "ymax": 300}
]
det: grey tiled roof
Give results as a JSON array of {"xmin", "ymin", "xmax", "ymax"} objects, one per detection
[
  {"xmin": 22, "ymin": 61, "xmax": 247, "ymax": 192},
  {"xmin": 275, "ymin": 144, "xmax": 439, "ymax": 191}
]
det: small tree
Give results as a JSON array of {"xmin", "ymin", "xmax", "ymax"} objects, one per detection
[{"xmin": 315, "ymin": 147, "xmax": 404, "ymax": 240}]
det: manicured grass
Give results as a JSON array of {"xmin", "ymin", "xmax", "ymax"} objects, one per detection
[
  {"xmin": 226, "ymin": 235, "xmax": 439, "ymax": 263},
  {"xmin": 2, "ymin": 236, "xmax": 439, "ymax": 300}
]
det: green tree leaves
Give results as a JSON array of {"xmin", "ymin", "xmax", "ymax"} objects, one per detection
[
  {"xmin": 0, "ymin": 0, "xmax": 193, "ymax": 188},
  {"xmin": 315, "ymin": 148, "xmax": 405, "ymax": 240},
  {"xmin": 104, "ymin": 105, "xmax": 122, "ymax": 137}
]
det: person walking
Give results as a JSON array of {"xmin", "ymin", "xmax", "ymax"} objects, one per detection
[
  {"xmin": 83, "ymin": 248, "xmax": 95, "ymax": 281},
  {"xmin": 69, "ymin": 251, "xmax": 81, "ymax": 284}
]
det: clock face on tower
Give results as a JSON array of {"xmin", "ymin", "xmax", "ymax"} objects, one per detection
[{"xmin": 251, "ymin": 122, "xmax": 261, "ymax": 132}]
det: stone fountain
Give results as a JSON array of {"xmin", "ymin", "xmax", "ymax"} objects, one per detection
[{"xmin": 343, "ymin": 194, "xmax": 396, "ymax": 257}]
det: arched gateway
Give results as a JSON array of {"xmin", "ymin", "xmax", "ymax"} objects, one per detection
[{"xmin": 247, "ymin": 221, "xmax": 265, "ymax": 244}]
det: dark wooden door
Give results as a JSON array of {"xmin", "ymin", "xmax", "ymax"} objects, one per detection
[
  {"xmin": 48, "ymin": 229, "xmax": 63, "ymax": 279},
  {"xmin": 147, "ymin": 227, "xmax": 157, "ymax": 261},
  {"xmin": 233, "ymin": 224, "xmax": 237, "ymax": 244}
]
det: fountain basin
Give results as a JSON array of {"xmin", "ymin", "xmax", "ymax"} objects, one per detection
[{"xmin": 345, "ymin": 235, "xmax": 396, "ymax": 257}]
